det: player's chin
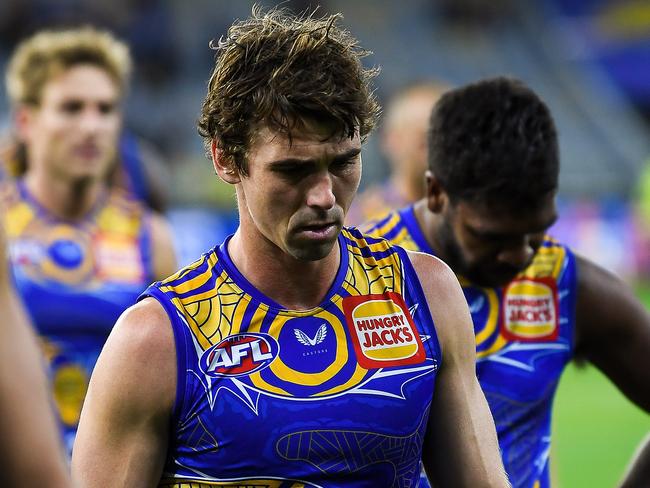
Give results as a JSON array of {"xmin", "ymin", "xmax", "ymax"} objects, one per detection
[
  {"xmin": 287, "ymin": 231, "xmax": 340, "ymax": 262},
  {"xmin": 473, "ymin": 268, "xmax": 521, "ymax": 288}
]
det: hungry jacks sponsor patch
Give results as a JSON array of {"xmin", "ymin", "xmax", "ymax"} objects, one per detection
[
  {"xmin": 501, "ymin": 277, "xmax": 559, "ymax": 342},
  {"xmin": 343, "ymin": 292, "xmax": 425, "ymax": 369}
]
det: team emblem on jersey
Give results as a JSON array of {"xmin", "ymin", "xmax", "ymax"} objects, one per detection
[
  {"xmin": 501, "ymin": 277, "xmax": 559, "ymax": 342},
  {"xmin": 294, "ymin": 323, "xmax": 328, "ymax": 346},
  {"xmin": 199, "ymin": 333, "xmax": 279, "ymax": 377},
  {"xmin": 343, "ymin": 292, "xmax": 425, "ymax": 368}
]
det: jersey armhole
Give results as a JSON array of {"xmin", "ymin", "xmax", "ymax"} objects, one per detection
[
  {"xmin": 393, "ymin": 245, "xmax": 443, "ymax": 368},
  {"xmin": 563, "ymin": 247, "xmax": 578, "ymax": 359},
  {"xmin": 138, "ymin": 210, "xmax": 156, "ymax": 283},
  {"xmin": 138, "ymin": 286, "xmax": 188, "ymax": 427}
]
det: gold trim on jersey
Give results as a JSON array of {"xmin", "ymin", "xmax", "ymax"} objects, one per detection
[
  {"xmin": 4, "ymin": 200, "xmax": 33, "ymax": 237},
  {"xmin": 474, "ymin": 288, "xmax": 500, "ymax": 346},
  {"xmin": 371, "ymin": 212, "xmax": 402, "ymax": 239},
  {"xmin": 256, "ymin": 308, "xmax": 348, "ymax": 388},
  {"xmin": 341, "ymin": 233, "xmax": 403, "ymax": 298},
  {"xmin": 522, "ymin": 240, "xmax": 566, "ymax": 280}
]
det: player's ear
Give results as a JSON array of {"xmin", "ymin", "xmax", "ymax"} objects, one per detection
[
  {"xmin": 425, "ymin": 170, "xmax": 448, "ymax": 214},
  {"xmin": 211, "ymin": 140, "xmax": 240, "ymax": 184},
  {"xmin": 14, "ymin": 105, "xmax": 35, "ymax": 142}
]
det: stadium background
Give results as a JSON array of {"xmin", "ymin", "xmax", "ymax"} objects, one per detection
[{"xmin": 0, "ymin": 0, "xmax": 648, "ymax": 486}]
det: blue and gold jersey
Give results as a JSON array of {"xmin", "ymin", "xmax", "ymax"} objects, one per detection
[
  {"xmin": 365, "ymin": 205, "xmax": 576, "ymax": 488},
  {"xmin": 1, "ymin": 179, "xmax": 154, "ymax": 453},
  {"xmin": 142, "ymin": 228, "xmax": 441, "ymax": 487}
]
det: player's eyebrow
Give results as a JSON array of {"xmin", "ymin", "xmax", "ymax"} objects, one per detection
[{"xmin": 268, "ymin": 147, "xmax": 361, "ymax": 168}]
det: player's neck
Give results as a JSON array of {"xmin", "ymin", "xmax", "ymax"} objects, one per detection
[
  {"xmin": 227, "ymin": 228, "xmax": 341, "ymax": 311},
  {"xmin": 413, "ymin": 199, "xmax": 446, "ymax": 258},
  {"xmin": 23, "ymin": 170, "xmax": 105, "ymax": 221}
]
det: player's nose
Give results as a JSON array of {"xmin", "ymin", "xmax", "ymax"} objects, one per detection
[
  {"xmin": 306, "ymin": 173, "xmax": 335, "ymax": 210},
  {"xmin": 497, "ymin": 237, "xmax": 534, "ymax": 271}
]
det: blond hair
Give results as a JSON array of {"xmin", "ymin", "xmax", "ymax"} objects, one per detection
[{"xmin": 5, "ymin": 26, "xmax": 131, "ymax": 106}]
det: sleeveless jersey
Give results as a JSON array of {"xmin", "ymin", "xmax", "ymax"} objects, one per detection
[
  {"xmin": 364, "ymin": 205, "xmax": 577, "ymax": 488},
  {"xmin": 1, "ymin": 179, "xmax": 154, "ymax": 453},
  {"xmin": 142, "ymin": 227, "xmax": 441, "ymax": 487}
]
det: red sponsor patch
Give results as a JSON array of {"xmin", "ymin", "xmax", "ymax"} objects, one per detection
[
  {"xmin": 94, "ymin": 233, "xmax": 144, "ymax": 283},
  {"xmin": 343, "ymin": 292, "xmax": 425, "ymax": 369},
  {"xmin": 501, "ymin": 277, "xmax": 559, "ymax": 342}
]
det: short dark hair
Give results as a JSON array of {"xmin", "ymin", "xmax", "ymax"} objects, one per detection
[
  {"xmin": 198, "ymin": 6, "xmax": 381, "ymax": 175},
  {"xmin": 428, "ymin": 77, "xmax": 559, "ymax": 208}
]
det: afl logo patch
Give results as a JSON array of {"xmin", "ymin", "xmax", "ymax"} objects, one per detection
[
  {"xmin": 502, "ymin": 277, "xmax": 559, "ymax": 342},
  {"xmin": 199, "ymin": 333, "xmax": 279, "ymax": 377},
  {"xmin": 343, "ymin": 292, "xmax": 425, "ymax": 369}
]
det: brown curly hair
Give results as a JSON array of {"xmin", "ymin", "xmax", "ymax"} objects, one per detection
[{"xmin": 197, "ymin": 6, "xmax": 381, "ymax": 175}]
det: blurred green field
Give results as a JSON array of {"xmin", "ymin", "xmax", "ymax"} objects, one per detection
[{"xmin": 551, "ymin": 283, "xmax": 650, "ymax": 487}]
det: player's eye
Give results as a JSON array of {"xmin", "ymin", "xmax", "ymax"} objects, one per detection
[
  {"xmin": 98, "ymin": 102, "xmax": 116, "ymax": 114},
  {"xmin": 274, "ymin": 164, "xmax": 311, "ymax": 179},
  {"xmin": 330, "ymin": 158, "xmax": 357, "ymax": 172},
  {"xmin": 60, "ymin": 100, "xmax": 83, "ymax": 114}
]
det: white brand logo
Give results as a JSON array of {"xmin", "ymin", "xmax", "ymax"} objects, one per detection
[{"xmin": 294, "ymin": 324, "xmax": 328, "ymax": 346}]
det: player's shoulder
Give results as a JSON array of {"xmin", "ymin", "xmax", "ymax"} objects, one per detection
[
  {"xmin": 89, "ymin": 297, "xmax": 176, "ymax": 420},
  {"xmin": 406, "ymin": 249, "xmax": 459, "ymax": 294},
  {"xmin": 111, "ymin": 298, "xmax": 174, "ymax": 357},
  {"xmin": 406, "ymin": 249, "xmax": 474, "ymax": 357},
  {"xmin": 573, "ymin": 252, "xmax": 623, "ymax": 296}
]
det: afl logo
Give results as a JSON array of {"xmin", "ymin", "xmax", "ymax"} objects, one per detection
[{"xmin": 199, "ymin": 333, "xmax": 279, "ymax": 378}]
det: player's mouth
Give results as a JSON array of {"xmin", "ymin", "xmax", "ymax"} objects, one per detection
[
  {"xmin": 295, "ymin": 222, "xmax": 338, "ymax": 240},
  {"xmin": 74, "ymin": 143, "xmax": 101, "ymax": 160}
]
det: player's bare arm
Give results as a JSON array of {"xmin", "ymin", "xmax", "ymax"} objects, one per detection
[
  {"xmin": 574, "ymin": 255, "xmax": 650, "ymax": 485},
  {"xmin": 0, "ymin": 223, "xmax": 70, "ymax": 487},
  {"xmin": 575, "ymin": 255, "xmax": 650, "ymax": 411},
  {"xmin": 411, "ymin": 251, "xmax": 510, "ymax": 487},
  {"xmin": 72, "ymin": 298, "xmax": 176, "ymax": 487},
  {"xmin": 619, "ymin": 433, "xmax": 650, "ymax": 488}
]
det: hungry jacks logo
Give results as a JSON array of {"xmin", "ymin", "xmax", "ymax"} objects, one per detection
[
  {"xmin": 343, "ymin": 292, "xmax": 425, "ymax": 369},
  {"xmin": 502, "ymin": 277, "xmax": 559, "ymax": 342}
]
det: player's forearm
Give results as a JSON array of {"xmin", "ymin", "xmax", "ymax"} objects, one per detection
[
  {"xmin": 425, "ymin": 372, "xmax": 510, "ymax": 487},
  {"xmin": 619, "ymin": 433, "xmax": 650, "ymax": 488},
  {"xmin": 72, "ymin": 440, "xmax": 165, "ymax": 488},
  {"xmin": 0, "ymin": 290, "xmax": 71, "ymax": 486}
]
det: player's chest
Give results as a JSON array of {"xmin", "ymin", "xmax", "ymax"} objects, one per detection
[
  {"xmin": 9, "ymin": 219, "xmax": 145, "ymax": 286},
  {"xmin": 465, "ymin": 278, "xmax": 573, "ymax": 400},
  {"xmin": 189, "ymin": 291, "xmax": 438, "ymax": 405}
]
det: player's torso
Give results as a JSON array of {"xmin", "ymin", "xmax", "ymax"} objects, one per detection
[
  {"xmin": 1, "ymin": 178, "xmax": 152, "ymax": 448},
  {"xmin": 365, "ymin": 207, "xmax": 577, "ymax": 488},
  {"xmin": 464, "ymin": 243, "xmax": 575, "ymax": 488},
  {"xmin": 148, "ymin": 228, "xmax": 440, "ymax": 488}
]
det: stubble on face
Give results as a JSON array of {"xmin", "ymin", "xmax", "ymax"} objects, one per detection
[
  {"xmin": 237, "ymin": 122, "xmax": 361, "ymax": 263},
  {"xmin": 435, "ymin": 197, "xmax": 557, "ymax": 288}
]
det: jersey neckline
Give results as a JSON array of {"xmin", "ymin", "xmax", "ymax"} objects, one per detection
[
  {"xmin": 216, "ymin": 231, "xmax": 350, "ymax": 313},
  {"xmin": 16, "ymin": 178, "xmax": 110, "ymax": 226}
]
